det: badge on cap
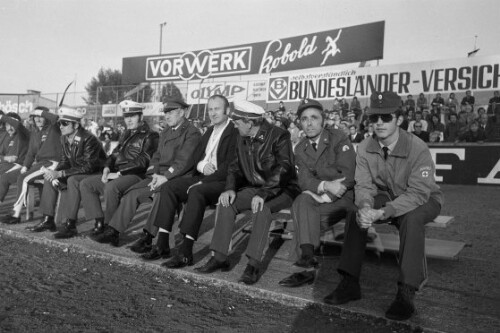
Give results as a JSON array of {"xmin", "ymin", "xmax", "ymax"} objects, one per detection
[{"xmin": 168, "ymin": 167, "xmax": 174, "ymax": 173}]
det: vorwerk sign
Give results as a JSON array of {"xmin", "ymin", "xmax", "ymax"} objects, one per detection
[{"xmin": 122, "ymin": 21, "xmax": 385, "ymax": 83}]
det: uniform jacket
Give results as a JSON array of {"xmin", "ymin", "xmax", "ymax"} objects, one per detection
[
  {"xmin": 0, "ymin": 115, "xmax": 30, "ymax": 167},
  {"xmin": 23, "ymin": 110, "xmax": 61, "ymax": 168},
  {"xmin": 105, "ymin": 121, "xmax": 159, "ymax": 176},
  {"xmin": 151, "ymin": 118, "xmax": 201, "ymax": 179},
  {"xmin": 225, "ymin": 121, "xmax": 299, "ymax": 201},
  {"xmin": 355, "ymin": 128, "xmax": 443, "ymax": 218},
  {"xmin": 192, "ymin": 121, "xmax": 238, "ymax": 184},
  {"xmin": 56, "ymin": 127, "xmax": 106, "ymax": 179},
  {"xmin": 295, "ymin": 128, "xmax": 356, "ymax": 203}
]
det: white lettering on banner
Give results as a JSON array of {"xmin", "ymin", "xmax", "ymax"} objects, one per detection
[
  {"xmin": 186, "ymin": 80, "xmax": 267, "ymax": 104},
  {"xmin": 478, "ymin": 158, "xmax": 500, "ymax": 184},
  {"xmin": 146, "ymin": 47, "xmax": 252, "ymax": 81},
  {"xmin": 0, "ymin": 100, "xmax": 34, "ymax": 114},
  {"xmin": 259, "ymin": 37, "xmax": 318, "ymax": 74},
  {"xmin": 429, "ymin": 148, "xmax": 465, "ymax": 182}
]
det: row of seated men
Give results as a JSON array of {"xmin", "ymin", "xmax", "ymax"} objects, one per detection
[{"xmin": 0, "ymin": 92, "xmax": 442, "ymax": 322}]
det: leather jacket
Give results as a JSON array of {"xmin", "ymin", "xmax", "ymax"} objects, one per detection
[
  {"xmin": 105, "ymin": 121, "xmax": 159, "ymax": 176},
  {"xmin": 225, "ymin": 121, "xmax": 299, "ymax": 201},
  {"xmin": 57, "ymin": 127, "xmax": 106, "ymax": 179}
]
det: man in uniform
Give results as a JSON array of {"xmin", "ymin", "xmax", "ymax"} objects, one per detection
[
  {"xmin": 79, "ymin": 100, "xmax": 159, "ymax": 235},
  {"xmin": 278, "ymin": 99, "xmax": 356, "ymax": 288},
  {"xmin": 92, "ymin": 98, "xmax": 201, "ymax": 247},
  {"xmin": 26, "ymin": 107, "xmax": 106, "ymax": 238},
  {"xmin": 1, "ymin": 106, "xmax": 61, "ymax": 224},
  {"xmin": 139, "ymin": 94, "xmax": 238, "ymax": 268},
  {"xmin": 0, "ymin": 112, "xmax": 30, "ymax": 202},
  {"xmin": 324, "ymin": 91, "xmax": 443, "ymax": 321},
  {"xmin": 195, "ymin": 100, "xmax": 299, "ymax": 285}
]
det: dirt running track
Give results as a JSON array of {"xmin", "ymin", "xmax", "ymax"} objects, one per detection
[{"xmin": 0, "ymin": 236, "xmax": 417, "ymax": 333}]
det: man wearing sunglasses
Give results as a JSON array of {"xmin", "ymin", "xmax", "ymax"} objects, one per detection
[
  {"xmin": 92, "ymin": 98, "xmax": 201, "ymax": 248},
  {"xmin": 26, "ymin": 107, "xmax": 106, "ymax": 238},
  {"xmin": 324, "ymin": 91, "xmax": 443, "ymax": 321},
  {"xmin": 79, "ymin": 100, "xmax": 159, "ymax": 236},
  {"xmin": 1, "ymin": 106, "xmax": 61, "ymax": 225}
]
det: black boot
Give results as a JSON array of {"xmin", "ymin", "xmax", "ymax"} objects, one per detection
[
  {"xmin": 92, "ymin": 226, "xmax": 119, "ymax": 246},
  {"xmin": 54, "ymin": 219, "xmax": 78, "ymax": 239},
  {"xmin": 91, "ymin": 218, "xmax": 106, "ymax": 236},
  {"xmin": 238, "ymin": 264, "xmax": 261, "ymax": 285},
  {"xmin": 161, "ymin": 237, "xmax": 194, "ymax": 268},
  {"xmin": 27, "ymin": 215, "xmax": 57, "ymax": 232},
  {"xmin": 130, "ymin": 230, "xmax": 153, "ymax": 253},
  {"xmin": 385, "ymin": 284, "xmax": 416, "ymax": 321},
  {"xmin": 1, "ymin": 214, "xmax": 21, "ymax": 225},
  {"xmin": 323, "ymin": 274, "xmax": 361, "ymax": 305},
  {"xmin": 141, "ymin": 232, "xmax": 170, "ymax": 260}
]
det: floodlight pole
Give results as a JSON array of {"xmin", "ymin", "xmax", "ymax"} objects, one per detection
[{"xmin": 159, "ymin": 22, "xmax": 167, "ymax": 54}]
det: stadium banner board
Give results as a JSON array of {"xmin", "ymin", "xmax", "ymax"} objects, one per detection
[
  {"xmin": 186, "ymin": 80, "xmax": 267, "ymax": 104},
  {"xmin": 102, "ymin": 104, "xmax": 118, "ymax": 117},
  {"xmin": 0, "ymin": 95, "xmax": 37, "ymax": 115},
  {"xmin": 267, "ymin": 55, "xmax": 500, "ymax": 102},
  {"xmin": 430, "ymin": 143, "xmax": 500, "ymax": 185},
  {"xmin": 122, "ymin": 21, "xmax": 385, "ymax": 83}
]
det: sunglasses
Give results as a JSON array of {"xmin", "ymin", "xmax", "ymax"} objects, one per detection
[
  {"xmin": 58, "ymin": 120, "xmax": 72, "ymax": 127},
  {"xmin": 368, "ymin": 114, "xmax": 393, "ymax": 123}
]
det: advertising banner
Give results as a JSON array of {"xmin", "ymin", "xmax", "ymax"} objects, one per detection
[
  {"xmin": 0, "ymin": 95, "xmax": 37, "ymax": 115},
  {"xmin": 430, "ymin": 143, "xmax": 500, "ymax": 185},
  {"xmin": 102, "ymin": 104, "xmax": 118, "ymax": 117},
  {"xmin": 122, "ymin": 21, "xmax": 385, "ymax": 83},
  {"xmin": 186, "ymin": 80, "xmax": 267, "ymax": 104},
  {"xmin": 267, "ymin": 55, "xmax": 500, "ymax": 102}
]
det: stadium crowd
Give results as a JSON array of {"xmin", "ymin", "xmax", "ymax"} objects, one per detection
[{"xmin": 0, "ymin": 89, "xmax": 498, "ymax": 321}]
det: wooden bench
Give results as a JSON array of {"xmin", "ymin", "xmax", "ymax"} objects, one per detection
[{"xmin": 242, "ymin": 209, "xmax": 465, "ymax": 260}]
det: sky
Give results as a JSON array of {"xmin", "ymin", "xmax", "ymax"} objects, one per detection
[{"xmin": 1, "ymin": 0, "xmax": 500, "ymax": 96}]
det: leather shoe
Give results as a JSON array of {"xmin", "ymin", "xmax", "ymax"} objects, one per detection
[
  {"xmin": 141, "ymin": 245, "xmax": 171, "ymax": 261},
  {"xmin": 130, "ymin": 232, "xmax": 153, "ymax": 253},
  {"xmin": 92, "ymin": 226, "xmax": 119, "ymax": 246},
  {"xmin": 385, "ymin": 284, "xmax": 415, "ymax": 321},
  {"xmin": 54, "ymin": 220, "xmax": 78, "ymax": 239},
  {"xmin": 27, "ymin": 216, "xmax": 56, "ymax": 232},
  {"xmin": 323, "ymin": 276, "xmax": 361, "ymax": 305},
  {"xmin": 194, "ymin": 257, "xmax": 230, "ymax": 274},
  {"xmin": 279, "ymin": 270, "xmax": 315, "ymax": 287},
  {"xmin": 294, "ymin": 256, "xmax": 319, "ymax": 269},
  {"xmin": 91, "ymin": 220, "xmax": 106, "ymax": 236},
  {"xmin": 1, "ymin": 214, "xmax": 21, "ymax": 225},
  {"xmin": 161, "ymin": 253, "xmax": 193, "ymax": 268},
  {"xmin": 238, "ymin": 264, "xmax": 260, "ymax": 285}
]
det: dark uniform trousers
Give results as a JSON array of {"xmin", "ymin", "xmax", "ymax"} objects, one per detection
[
  {"xmin": 148, "ymin": 178, "xmax": 226, "ymax": 239},
  {"xmin": 108, "ymin": 178, "xmax": 156, "ymax": 233},
  {"xmin": 338, "ymin": 194, "xmax": 441, "ymax": 289},
  {"xmin": 40, "ymin": 173, "xmax": 98, "ymax": 221},
  {"xmin": 210, "ymin": 187, "xmax": 293, "ymax": 262},
  {"xmin": 79, "ymin": 174, "xmax": 142, "ymax": 224},
  {"xmin": 291, "ymin": 192, "xmax": 356, "ymax": 248}
]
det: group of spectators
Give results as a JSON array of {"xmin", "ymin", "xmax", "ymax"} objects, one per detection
[
  {"xmin": 265, "ymin": 90, "xmax": 499, "ymax": 147},
  {"xmin": 0, "ymin": 90, "xmax": 450, "ymax": 322}
]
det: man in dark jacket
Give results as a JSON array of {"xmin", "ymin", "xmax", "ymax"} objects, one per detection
[
  {"xmin": 79, "ymin": 100, "xmax": 159, "ymax": 235},
  {"xmin": 26, "ymin": 106, "xmax": 106, "ymax": 238},
  {"xmin": 1, "ymin": 106, "xmax": 61, "ymax": 224},
  {"xmin": 279, "ymin": 99, "xmax": 356, "ymax": 288},
  {"xmin": 0, "ymin": 112, "xmax": 30, "ymax": 200},
  {"xmin": 92, "ymin": 98, "xmax": 201, "ymax": 246},
  {"xmin": 137, "ymin": 94, "xmax": 238, "ymax": 268},
  {"xmin": 195, "ymin": 100, "xmax": 299, "ymax": 285}
]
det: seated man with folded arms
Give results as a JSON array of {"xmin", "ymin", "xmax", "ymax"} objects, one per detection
[
  {"xmin": 26, "ymin": 107, "xmax": 106, "ymax": 238},
  {"xmin": 139, "ymin": 94, "xmax": 238, "ymax": 267},
  {"xmin": 79, "ymin": 101, "xmax": 159, "ymax": 235},
  {"xmin": 278, "ymin": 99, "xmax": 356, "ymax": 288},
  {"xmin": 195, "ymin": 100, "xmax": 299, "ymax": 285},
  {"xmin": 0, "ymin": 112, "xmax": 30, "ymax": 203},
  {"xmin": 1, "ymin": 106, "xmax": 61, "ymax": 224},
  {"xmin": 324, "ymin": 92, "xmax": 443, "ymax": 321},
  {"xmin": 92, "ymin": 98, "xmax": 201, "ymax": 247}
]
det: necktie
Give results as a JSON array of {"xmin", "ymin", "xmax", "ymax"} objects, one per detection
[
  {"xmin": 312, "ymin": 142, "xmax": 317, "ymax": 151},
  {"xmin": 382, "ymin": 146, "xmax": 389, "ymax": 160}
]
